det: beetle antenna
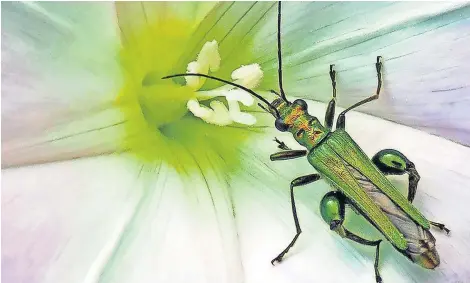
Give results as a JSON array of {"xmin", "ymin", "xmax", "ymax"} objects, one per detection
[
  {"xmin": 277, "ymin": 1, "xmax": 288, "ymax": 102},
  {"xmin": 258, "ymin": 103, "xmax": 276, "ymax": 116},
  {"xmin": 162, "ymin": 73, "xmax": 280, "ymax": 118},
  {"xmin": 270, "ymin": 89, "xmax": 282, "ymax": 98}
]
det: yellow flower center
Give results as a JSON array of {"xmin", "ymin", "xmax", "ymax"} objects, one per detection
[{"xmin": 114, "ymin": 17, "xmax": 263, "ymax": 171}]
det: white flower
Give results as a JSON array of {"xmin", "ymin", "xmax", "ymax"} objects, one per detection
[{"xmin": 2, "ymin": 2, "xmax": 470, "ymax": 283}]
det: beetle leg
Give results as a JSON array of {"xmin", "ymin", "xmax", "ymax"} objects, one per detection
[
  {"xmin": 324, "ymin": 64, "xmax": 337, "ymax": 129},
  {"xmin": 430, "ymin": 221, "xmax": 451, "ymax": 234},
  {"xmin": 273, "ymin": 137, "xmax": 291, "ymax": 150},
  {"xmin": 270, "ymin": 150, "xmax": 307, "ymax": 161},
  {"xmin": 336, "ymin": 56, "xmax": 383, "ymax": 130},
  {"xmin": 342, "ymin": 229, "xmax": 383, "ymax": 283},
  {"xmin": 372, "ymin": 149, "xmax": 451, "ymax": 235},
  {"xmin": 371, "ymin": 149, "xmax": 419, "ymax": 202},
  {"xmin": 320, "ymin": 192, "xmax": 383, "ymax": 283},
  {"xmin": 329, "ymin": 64, "xmax": 337, "ymax": 99},
  {"xmin": 271, "ymin": 174, "xmax": 321, "ymax": 265}
]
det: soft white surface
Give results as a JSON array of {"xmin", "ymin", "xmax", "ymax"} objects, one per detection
[
  {"xmin": 1, "ymin": 2, "xmax": 123, "ymax": 167},
  {"xmin": 2, "ymin": 155, "xmax": 142, "ymax": 283},
  {"xmin": 3, "ymin": 102, "xmax": 470, "ymax": 283},
  {"xmin": 2, "ymin": 155, "xmax": 243, "ymax": 283}
]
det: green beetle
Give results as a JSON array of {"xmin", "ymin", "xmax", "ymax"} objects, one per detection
[{"xmin": 163, "ymin": 2, "xmax": 450, "ymax": 282}]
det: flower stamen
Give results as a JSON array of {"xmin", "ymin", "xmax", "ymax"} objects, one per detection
[
  {"xmin": 184, "ymin": 40, "xmax": 263, "ymax": 127},
  {"xmin": 185, "ymin": 40, "xmax": 221, "ymax": 90}
]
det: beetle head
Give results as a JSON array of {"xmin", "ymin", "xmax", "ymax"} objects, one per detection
[{"xmin": 272, "ymin": 98, "xmax": 312, "ymax": 132}]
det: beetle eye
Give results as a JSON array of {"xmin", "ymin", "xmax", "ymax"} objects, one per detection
[
  {"xmin": 293, "ymin": 99, "xmax": 308, "ymax": 111},
  {"xmin": 275, "ymin": 118, "xmax": 289, "ymax": 132}
]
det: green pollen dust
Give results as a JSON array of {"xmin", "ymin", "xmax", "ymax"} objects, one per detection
[{"xmin": 115, "ymin": 18, "xmax": 257, "ymax": 174}]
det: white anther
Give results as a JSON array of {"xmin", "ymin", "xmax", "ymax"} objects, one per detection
[
  {"xmin": 187, "ymin": 99, "xmax": 232, "ymax": 126},
  {"xmin": 185, "ymin": 62, "xmax": 202, "ymax": 90},
  {"xmin": 231, "ymin": 64, "xmax": 263, "ymax": 89},
  {"xmin": 194, "ymin": 85, "xmax": 233, "ymax": 101},
  {"xmin": 187, "ymin": 99, "xmax": 212, "ymax": 118},
  {"xmin": 185, "ymin": 40, "xmax": 221, "ymax": 90},
  {"xmin": 198, "ymin": 40, "xmax": 220, "ymax": 73},
  {"xmin": 225, "ymin": 89, "xmax": 254, "ymax": 106},
  {"xmin": 184, "ymin": 41, "xmax": 262, "ymax": 126},
  {"xmin": 227, "ymin": 100, "xmax": 256, "ymax": 126},
  {"xmin": 206, "ymin": 101, "xmax": 232, "ymax": 126}
]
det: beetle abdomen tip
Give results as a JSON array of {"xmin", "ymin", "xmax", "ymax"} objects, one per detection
[{"xmin": 406, "ymin": 230, "xmax": 440, "ymax": 269}]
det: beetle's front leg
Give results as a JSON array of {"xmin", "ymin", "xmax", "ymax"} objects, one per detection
[
  {"xmin": 271, "ymin": 174, "xmax": 321, "ymax": 265},
  {"xmin": 320, "ymin": 192, "xmax": 383, "ymax": 283},
  {"xmin": 324, "ymin": 64, "xmax": 337, "ymax": 129},
  {"xmin": 372, "ymin": 149, "xmax": 450, "ymax": 234},
  {"xmin": 274, "ymin": 137, "xmax": 291, "ymax": 150}
]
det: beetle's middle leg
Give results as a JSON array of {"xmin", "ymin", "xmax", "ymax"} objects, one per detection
[
  {"xmin": 270, "ymin": 149, "xmax": 307, "ymax": 161},
  {"xmin": 320, "ymin": 191, "xmax": 383, "ymax": 283},
  {"xmin": 372, "ymin": 149, "xmax": 450, "ymax": 234},
  {"xmin": 271, "ymin": 174, "xmax": 321, "ymax": 265}
]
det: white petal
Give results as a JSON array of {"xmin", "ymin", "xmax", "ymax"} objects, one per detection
[
  {"xmin": 2, "ymin": 154, "xmax": 244, "ymax": 283},
  {"xmin": 1, "ymin": 155, "xmax": 143, "ymax": 283},
  {"xmin": 1, "ymin": 2, "xmax": 122, "ymax": 167},
  {"xmin": 2, "ymin": 108, "xmax": 125, "ymax": 168},
  {"xmin": 96, "ymin": 161, "xmax": 244, "ymax": 283}
]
